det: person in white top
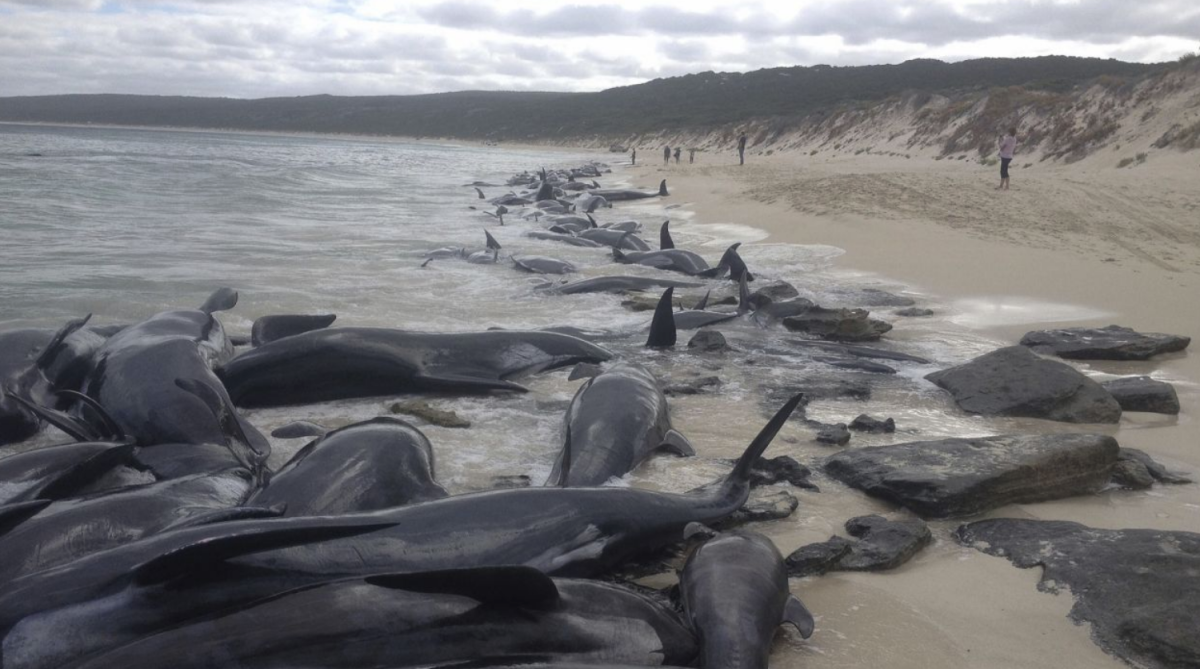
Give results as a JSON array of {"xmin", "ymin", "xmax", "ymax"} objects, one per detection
[{"xmin": 997, "ymin": 127, "xmax": 1017, "ymax": 190}]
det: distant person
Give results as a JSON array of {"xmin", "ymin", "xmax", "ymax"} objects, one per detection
[
  {"xmin": 673, "ymin": 147, "xmax": 681, "ymax": 164},
  {"xmin": 997, "ymin": 128, "xmax": 1017, "ymax": 191},
  {"xmin": 631, "ymin": 148, "xmax": 636, "ymax": 166},
  {"xmin": 663, "ymin": 146, "xmax": 671, "ymax": 165},
  {"xmin": 737, "ymin": 133, "xmax": 748, "ymax": 165},
  {"xmin": 689, "ymin": 148, "xmax": 696, "ymax": 163}
]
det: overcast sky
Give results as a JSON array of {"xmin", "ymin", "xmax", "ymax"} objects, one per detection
[{"xmin": 1, "ymin": 0, "xmax": 1197, "ymax": 98}]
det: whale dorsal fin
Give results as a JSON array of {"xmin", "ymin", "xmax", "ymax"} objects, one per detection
[
  {"xmin": 695, "ymin": 290, "xmax": 711, "ymax": 311},
  {"xmin": 660, "ymin": 220, "xmax": 674, "ymax": 250},
  {"xmin": 645, "ymin": 287, "xmax": 677, "ymax": 349},
  {"xmin": 484, "ymin": 229, "xmax": 502, "ymax": 251},
  {"xmin": 737, "ymin": 273, "xmax": 752, "ymax": 315},
  {"xmin": 782, "ymin": 594, "xmax": 816, "ymax": 639},
  {"xmin": 34, "ymin": 314, "xmax": 91, "ymax": 369},
  {"xmin": 658, "ymin": 179, "xmax": 668, "ymax": 196},
  {"xmin": 199, "ymin": 288, "xmax": 238, "ymax": 314},
  {"xmin": 560, "ymin": 423, "xmax": 573, "ymax": 488}
]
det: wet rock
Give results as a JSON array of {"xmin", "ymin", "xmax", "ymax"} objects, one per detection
[
  {"xmin": 785, "ymin": 537, "xmax": 853, "ymax": 577},
  {"xmin": 827, "ymin": 288, "xmax": 916, "ymax": 308},
  {"xmin": 718, "ymin": 489, "xmax": 799, "ymax": 528},
  {"xmin": 925, "ymin": 346, "xmax": 1122, "ymax": 424},
  {"xmin": 823, "ymin": 433, "xmax": 1120, "ymax": 518},
  {"xmin": 1119, "ymin": 448, "xmax": 1192, "ymax": 485},
  {"xmin": 748, "ymin": 281, "xmax": 800, "ymax": 308},
  {"xmin": 687, "ymin": 331, "xmax": 729, "ymax": 353},
  {"xmin": 389, "ymin": 400, "xmax": 471, "ymax": 428},
  {"xmin": 1102, "ymin": 376, "xmax": 1180, "ymax": 415},
  {"xmin": 815, "ymin": 357, "xmax": 898, "ymax": 374},
  {"xmin": 838, "ymin": 515, "xmax": 932, "ymax": 571},
  {"xmin": 809, "ymin": 420, "xmax": 851, "ymax": 446},
  {"xmin": 746, "ymin": 455, "xmax": 819, "ymax": 491},
  {"xmin": 535, "ymin": 399, "xmax": 572, "ymax": 413},
  {"xmin": 664, "ymin": 375, "xmax": 724, "ymax": 396},
  {"xmin": 849, "ymin": 414, "xmax": 895, "ymax": 433},
  {"xmin": 786, "ymin": 339, "xmax": 932, "ymax": 365},
  {"xmin": 490, "ymin": 474, "xmax": 531, "ymax": 489},
  {"xmin": 895, "ymin": 307, "xmax": 934, "ymax": 317},
  {"xmin": 1111, "ymin": 459, "xmax": 1155, "ymax": 490},
  {"xmin": 767, "ymin": 379, "xmax": 872, "ymax": 404},
  {"xmin": 1020, "ymin": 325, "xmax": 1191, "ymax": 361},
  {"xmin": 956, "ymin": 519, "xmax": 1200, "ymax": 669},
  {"xmin": 783, "ymin": 307, "xmax": 893, "ymax": 342}
]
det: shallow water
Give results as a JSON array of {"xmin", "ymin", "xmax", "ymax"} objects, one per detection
[{"xmin": 2, "ymin": 124, "xmax": 1192, "ymax": 668}]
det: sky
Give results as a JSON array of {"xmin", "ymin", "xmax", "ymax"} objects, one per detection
[{"xmin": 1, "ymin": 0, "xmax": 1198, "ymax": 98}]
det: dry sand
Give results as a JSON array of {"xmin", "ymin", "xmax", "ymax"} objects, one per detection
[{"xmin": 625, "ymin": 148, "xmax": 1199, "ymax": 668}]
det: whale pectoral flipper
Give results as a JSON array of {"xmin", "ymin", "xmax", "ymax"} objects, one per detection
[
  {"xmin": 366, "ymin": 566, "xmax": 560, "ymax": 609},
  {"xmin": 783, "ymin": 594, "xmax": 816, "ymax": 639},
  {"xmin": 659, "ymin": 429, "xmax": 696, "ymax": 457},
  {"xmin": 271, "ymin": 421, "xmax": 329, "ymax": 439},
  {"xmin": 161, "ymin": 505, "xmax": 287, "ymax": 532},
  {"xmin": 3, "ymin": 389, "xmax": 103, "ymax": 442},
  {"xmin": 415, "ymin": 371, "xmax": 529, "ymax": 393}
]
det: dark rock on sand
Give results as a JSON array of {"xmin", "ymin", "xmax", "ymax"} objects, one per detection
[
  {"xmin": 1111, "ymin": 459, "xmax": 1155, "ymax": 490},
  {"xmin": 718, "ymin": 489, "xmax": 799, "ymax": 528},
  {"xmin": 490, "ymin": 474, "xmax": 532, "ymax": 489},
  {"xmin": 783, "ymin": 307, "xmax": 893, "ymax": 342},
  {"xmin": 1119, "ymin": 448, "xmax": 1192, "ymax": 485},
  {"xmin": 664, "ymin": 375, "xmax": 724, "ymax": 396},
  {"xmin": 785, "ymin": 537, "xmax": 853, "ymax": 577},
  {"xmin": 808, "ymin": 420, "xmax": 851, "ymax": 446},
  {"xmin": 389, "ymin": 400, "xmax": 471, "ymax": 428},
  {"xmin": 1020, "ymin": 325, "xmax": 1191, "ymax": 361},
  {"xmin": 767, "ymin": 379, "xmax": 871, "ymax": 404},
  {"xmin": 925, "ymin": 346, "xmax": 1122, "ymax": 424},
  {"xmin": 849, "ymin": 414, "xmax": 896, "ymax": 433},
  {"xmin": 746, "ymin": 455, "xmax": 819, "ymax": 491},
  {"xmin": 786, "ymin": 339, "xmax": 932, "ymax": 365},
  {"xmin": 895, "ymin": 307, "xmax": 935, "ymax": 317},
  {"xmin": 748, "ymin": 281, "xmax": 800, "ymax": 308},
  {"xmin": 823, "ymin": 433, "xmax": 1120, "ymax": 518},
  {"xmin": 1102, "ymin": 376, "xmax": 1180, "ymax": 415},
  {"xmin": 687, "ymin": 331, "xmax": 729, "ymax": 353},
  {"xmin": 838, "ymin": 515, "xmax": 932, "ymax": 571},
  {"xmin": 956, "ymin": 519, "xmax": 1200, "ymax": 669}
]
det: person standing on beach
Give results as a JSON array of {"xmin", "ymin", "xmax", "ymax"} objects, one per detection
[
  {"xmin": 631, "ymin": 148, "xmax": 636, "ymax": 166},
  {"xmin": 663, "ymin": 146, "xmax": 671, "ymax": 165},
  {"xmin": 689, "ymin": 148, "xmax": 696, "ymax": 163},
  {"xmin": 737, "ymin": 133, "xmax": 748, "ymax": 165},
  {"xmin": 673, "ymin": 147, "xmax": 681, "ymax": 164},
  {"xmin": 997, "ymin": 128, "xmax": 1017, "ymax": 190}
]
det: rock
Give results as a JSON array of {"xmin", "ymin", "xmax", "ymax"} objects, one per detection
[
  {"xmin": 687, "ymin": 330, "xmax": 729, "ymax": 353},
  {"xmin": 823, "ymin": 433, "xmax": 1120, "ymax": 518},
  {"xmin": 535, "ymin": 399, "xmax": 572, "ymax": 413},
  {"xmin": 1119, "ymin": 448, "xmax": 1192, "ymax": 485},
  {"xmin": 786, "ymin": 339, "xmax": 932, "ymax": 365},
  {"xmin": 827, "ymin": 288, "xmax": 916, "ymax": 307},
  {"xmin": 783, "ymin": 307, "xmax": 893, "ymax": 342},
  {"xmin": 956, "ymin": 519, "xmax": 1200, "ymax": 669},
  {"xmin": 849, "ymin": 414, "xmax": 895, "ymax": 433},
  {"xmin": 809, "ymin": 420, "xmax": 851, "ymax": 446},
  {"xmin": 748, "ymin": 281, "xmax": 800, "ymax": 308},
  {"xmin": 814, "ymin": 356, "xmax": 898, "ymax": 374},
  {"xmin": 1020, "ymin": 325, "xmax": 1191, "ymax": 361},
  {"xmin": 1111, "ymin": 459, "xmax": 1155, "ymax": 490},
  {"xmin": 746, "ymin": 455, "xmax": 819, "ymax": 491},
  {"xmin": 389, "ymin": 400, "xmax": 471, "ymax": 428},
  {"xmin": 925, "ymin": 346, "xmax": 1122, "ymax": 424},
  {"xmin": 717, "ymin": 489, "xmax": 799, "ymax": 528},
  {"xmin": 664, "ymin": 375, "xmax": 723, "ymax": 396},
  {"xmin": 838, "ymin": 515, "xmax": 932, "ymax": 571},
  {"xmin": 895, "ymin": 307, "xmax": 934, "ymax": 317},
  {"xmin": 1102, "ymin": 376, "xmax": 1181, "ymax": 414},
  {"xmin": 767, "ymin": 379, "xmax": 872, "ymax": 404},
  {"xmin": 490, "ymin": 474, "xmax": 531, "ymax": 489},
  {"xmin": 785, "ymin": 537, "xmax": 853, "ymax": 577}
]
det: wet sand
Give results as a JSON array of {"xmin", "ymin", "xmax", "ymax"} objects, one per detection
[{"xmin": 629, "ymin": 150, "xmax": 1198, "ymax": 668}]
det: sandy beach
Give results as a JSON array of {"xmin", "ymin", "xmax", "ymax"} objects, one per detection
[{"xmin": 624, "ymin": 148, "xmax": 1199, "ymax": 668}]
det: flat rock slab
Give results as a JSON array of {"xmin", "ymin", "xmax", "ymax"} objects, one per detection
[
  {"xmin": 956, "ymin": 519, "xmax": 1200, "ymax": 669},
  {"xmin": 849, "ymin": 414, "xmax": 896, "ymax": 433},
  {"xmin": 745, "ymin": 455, "xmax": 819, "ymax": 491},
  {"xmin": 783, "ymin": 307, "xmax": 893, "ymax": 342},
  {"xmin": 1102, "ymin": 376, "xmax": 1181, "ymax": 414},
  {"xmin": 1020, "ymin": 325, "xmax": 1190, "ymax": 360},
  {"xmin": 839, "ymin": 515, "xmax": 932, "ymax": 571},
  {"xmin": 823, "ymin": 433, "xmax": 1120, "ymax": 518},
  {"xmin": 389, "ymin": 400, "xmax": 471, "ymax": 428},
  {"xmin": 925, "ymin": 346, "xmax": 1122, "ymax": 424}
]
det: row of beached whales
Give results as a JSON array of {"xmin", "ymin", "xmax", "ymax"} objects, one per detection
[{"xmin": 0, "ymin": 164, "xmax": 818, "ymax": 668}]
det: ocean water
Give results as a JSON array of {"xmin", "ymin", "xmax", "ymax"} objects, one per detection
[{"xmin": 0, "ymin": 123, "xmax": 1158, "ymax": 669}]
